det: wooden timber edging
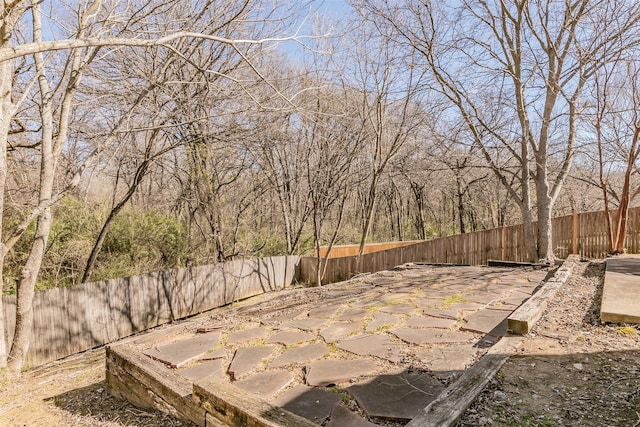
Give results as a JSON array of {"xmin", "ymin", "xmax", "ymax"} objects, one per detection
[
  {"xmin": 408, "ymin": 257, "xmax": 578, "ymax": 427},
  {"xmin": 106, "ymin": 343, "xmax": 318, "ymax": 427},
  {"xmin": 406, "ymin": 336, "xmax": 524, "ymax": 427},
  {"xmin": 507, "ymin": 254, "xmax": 579, "ymax": 335},
  {"xmin": 193, "ymin": 378, "xmax": 319, "ymax": 427},
  {"xmin": 105, "ymin": 343, "xmax": 219, "ymax": 426}
]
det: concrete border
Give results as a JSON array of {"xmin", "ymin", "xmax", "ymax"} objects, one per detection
[{"xmin": 601, "ymin": 257, "xmax": 640, "ymax": 324}]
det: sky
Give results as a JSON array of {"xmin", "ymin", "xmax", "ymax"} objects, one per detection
[{"xmin": 277, "ymin": 0, "xmax": 353, "ymax": 62}]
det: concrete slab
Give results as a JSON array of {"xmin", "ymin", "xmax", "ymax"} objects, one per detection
[
  {"xmin": 234, "ymin": 370, "xmax": 294, "ymax": 399},
  {"xmin": 348, "ymin": 372, "xmax": 444, "ymax": 421},
  {"xmin": 461, "ymin": 309, "xmax": 510, "ymax": 337},
  {"xmin": 142, "ymin": 332, "xmax": 221, "ymax": 368},
  {"xmin": 266, "ymin": 330, "xmax": 315, "ymax": 346},
  {"xmin": 601, "ymin": 258, "xmax": 640, "ymax": 324},
  {"xmin": 270, "ymin": 342, "xmax": 329, "ymax": 368},
  {"xmin": 319, "ymin": 322, "xmax": 363, "ymax": 343},
  {"xmin": 226, "ymin": 327, "xmax": 268, "ymax": 344},
  {"xmin": 390, "ymin": 328, "xmax": 474, "ymax": 345},
  {"xmin": 327, "ymin": 404, "xmax": 378, "ymax": 427},
  {"xmin": 178, "ymin": 359, "xmax": 225, "ymax": 382},
  {"xmin": 404, "ymin": 315, "xmax": 457, "ymax": 329},
  {"xmin": 272, "ymin": 385, "xmax": 342, "ymax": 425},
  {"xmin": 227, "ymin": 346, "xmax": 275, "ymax": 380},
  {"xmin": 306, "ymin": 359, "xmax": 380, "ymax": 387},
  {"xmin": 336, "ymin": 334, "xmax": 404, "ymax": 363}
]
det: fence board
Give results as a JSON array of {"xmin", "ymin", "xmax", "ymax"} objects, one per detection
[{"xmin": 3, "ymin": 255, "xmax": 299, "ymax": 368}]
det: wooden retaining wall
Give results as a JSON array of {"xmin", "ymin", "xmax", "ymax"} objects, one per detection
[{"xmin": 2, "ymin": 256, "xmax": 298, "ymax": 368}]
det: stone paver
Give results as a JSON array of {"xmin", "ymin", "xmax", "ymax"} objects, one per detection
[
  {"xmin": 319, "ymin": 322, "xmax": 363, "ymax": 343},
  {"xmin": 279, "ymin": 318, "xmax": 327, "ymax": 332},
  {"xmin": 197, "ymin": 348, "xmax": 226, "ymax": 361},
  {"xmin": 411, "ymin": 298, "xmax": 446, "ymax": 308},
  {"xmin": 336, "ymin": 334, "xmax": 404, "ymax": 363},
  {"xmin": 142, "ymin": 331, "xmax": 221, "ymax": 368},
  {"xmin": 266, "ymin": 330, "xmax": 315, "ymax": 346},
  {"xmin": 365, "ymin": 313, "xmax": 400, "ymax": 332},
  {"xmin": 309, "ymin": 303, "xmax": 343, "ymax": 319},
  {"xmin": 226, "ymin": 327, "xmax": 268, "ymax": 344},
  {"xmin": 461, "ymin": 309, "xmax": 510, "ymax": 336},
  {"xmin": 270, "ymin": 342, "xmax": 329, "ymax": 368},
  {"xmin": 263, "ymin": 310, "xmax": 305, "ymax": 325},
  {"xmin": 422, "ymin": 308, "xmax": 458, "ymax": 319},
  {"xmin": 234, "ymin": 370, "xmax": 294, "ymax": 399},
  {"xmin": 391, "ymin": 327, "xmax": 475, "ymax": 345},
  {"xmin": 306, "ymin": 359, "xmax": 380, "ymax": 387},
  {"xmin": 272, "ymin": 384, "xmax": 342, "ymax": 424},
  {"xmin": 227, "ymin": 346, "xmax": 274, "ymax": 380},
  {"xmin": 466, "ymin": 293, "xmax": 503, "ymax": 305},
  {"xmin": 125, "ymin": 264, "xmax": 553, "ymax": 426},
  {"xmin": 335, "ymin": 308, "xmax": 370, "ymax": 321},
  {"xmin": 416, "ymin": 345, "xmax": 476, "ymax": 372},
  {"xmin": 178, "ymin": 359, "xmax": 224, "ymax": 381},
  {"xmin": 405, "ymin": 315, "xmax": 457, "ymax": 329},
  {"xmin": 348, "ymin": 371, "xmax": 444, "ymax": 421},
  {"xmin": 326, "ymin": 404, "xmax": 378, "ymax": 427},
  {"xmin": 379, "ymin": 303, "xmax": 417, "ymax": 315},
  {"xmin": 448, "ymin": 302, "xmax": 485, "ymax": 312}
]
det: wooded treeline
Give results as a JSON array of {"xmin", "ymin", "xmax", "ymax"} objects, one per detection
[{"xmin": 2, "ymin": 0, "xmax": 640, "ymax": 370}]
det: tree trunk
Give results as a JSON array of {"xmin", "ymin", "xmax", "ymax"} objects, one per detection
[
  {"xmin": 0, "ymin": 90, "xmax": 10, "ymax": 368},
  {"xmin": 356, "ymin": 177, "xmax": 379, "ymax": 272},
  {"xmin": 8, "ymin": 4, "xmax": 56, "ymax": 371},
  {"xmin": 8, "ymin": 209, "xmax": 52, "ymax": 371}
]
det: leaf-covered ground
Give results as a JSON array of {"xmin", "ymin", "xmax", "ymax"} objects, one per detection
[{"xmin": 458, "ymin": 259, "xmax": 640, "ymax": 427}]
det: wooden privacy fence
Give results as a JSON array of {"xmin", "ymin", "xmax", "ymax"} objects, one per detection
[
  {"xmin": 301, "ymin": 208, "xmax": 640, "ymax": 285},
  {"xmin": 2, "ymin": 207, "xmax": 637, "ymax": 367},
  {"xmin": 2, "ymin": 256, "xmax": 298, "ymax": 368},
  {"xmin": 318, "ymin": 240, "xmax": 422, "ymax": 258}
]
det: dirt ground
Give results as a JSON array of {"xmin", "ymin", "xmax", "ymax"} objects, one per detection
[
  {"xmin": 0, "ymin": 347, "xmax": 193, "ymax": 427},
  {"xmin": 458, "ymin": 259, "xmax": 640, "ymax": 427},
  {"xmin": 1, "ymin": 259, "xmax": 639, "ymax": 427}
]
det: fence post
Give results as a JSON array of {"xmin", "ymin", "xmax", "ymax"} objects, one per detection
[
  {"xmin": 572, "ymin": 210, "xmax": 578, "ymax": 255},
  {"xmin": 502, "ymin": 224, "xmax": 506, "ymax": 261}
]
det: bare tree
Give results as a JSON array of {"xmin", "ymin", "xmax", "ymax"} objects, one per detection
[
  {"xmin": 0, "ymin": 0, "xmax": 306, "ymax": 372},
  {"xmin": 346, "ymin": 7, "xmax": 427, "ymax": 268},
  {"xmin": 360, "ymin": 0, "xmax": 640, "ymax": 262},
  {"xmin": 592, "ymin": 56, "xmax": 640, "ymax": 254}
]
